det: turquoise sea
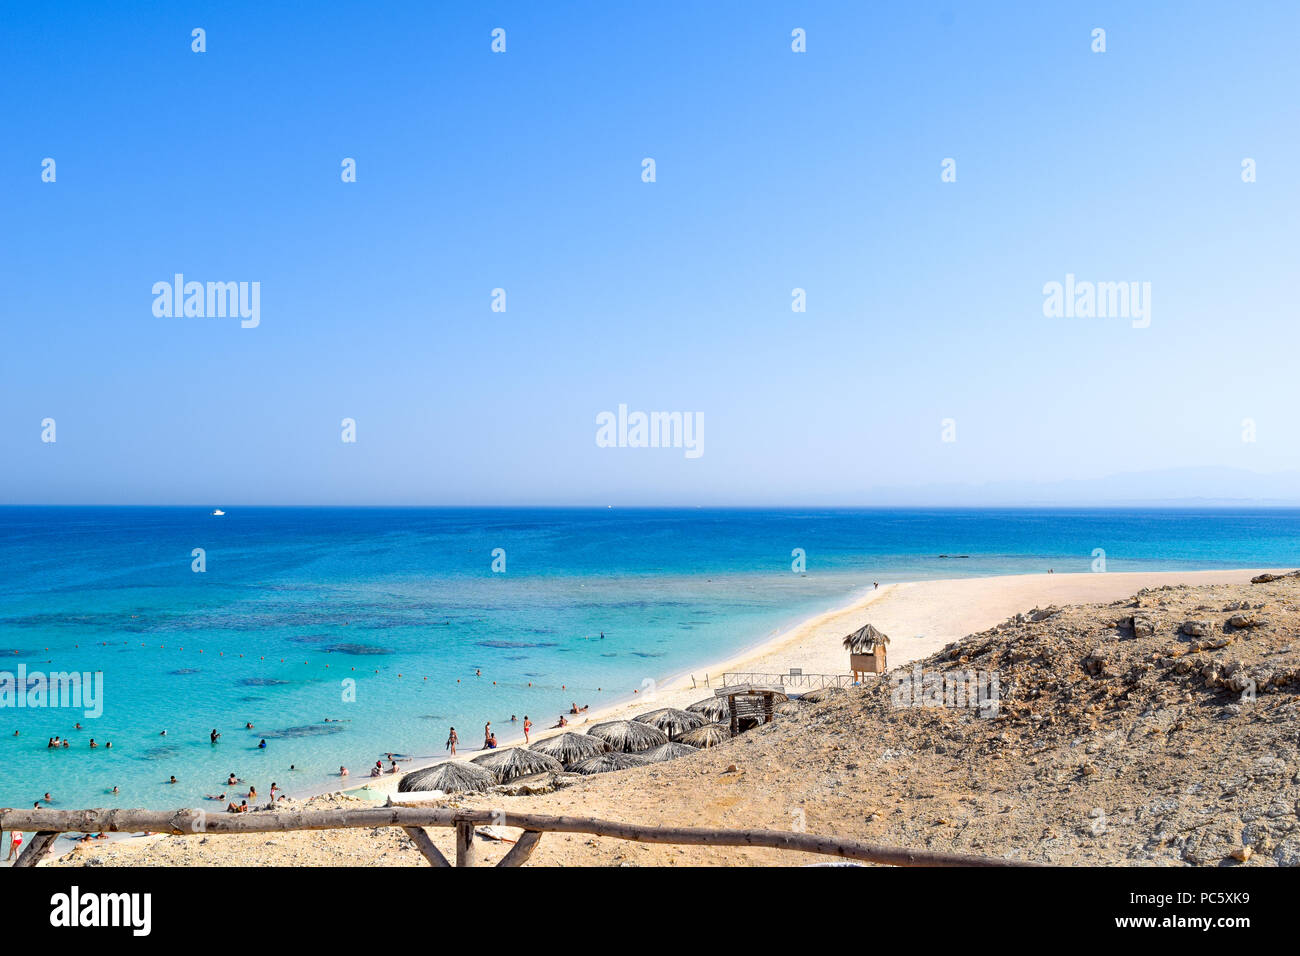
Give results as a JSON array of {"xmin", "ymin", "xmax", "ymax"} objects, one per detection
[{"xmin": 1, "ymin": 506, "xmax": 1298, "ymax": 814}]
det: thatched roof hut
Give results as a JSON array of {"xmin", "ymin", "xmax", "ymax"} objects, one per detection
[
  {"xmin": 640, "ymin": 741, "xmax": 700, "ymax": 763},
  {"xmin": 528, "ymin": 732, "xmax": 611, "ymax": 768},
  {"xmin": 568, "ymin": 751, "xmax": 651, "ymax": 775},
  {"xmin": 398, "ymin": 760, "xmax": 496, "ymax": 794},
  {"xmin": 686, "ymin": 697, "xmax": 729, "ymax": 722},
  {"xmin": 634, "ymin": 707, "xmax": 708, "ymax": 739},
  {"xmin": 678, "ymin": 722, "xmax": 731, "ymax": 748},
  {"xmin": 800, "ymin": 685, "xmax": 847, "ymax": 703},
  {"xmin": 470, "ymin": 747, "xmax": 564, "ymax": 783},
  {"xmin": 587, "ymin": 720, "xmax": 668, "ymax": 754},
  {"xmin": 842, "ymin": 623, "xmax": 890, "ymax": 653}
]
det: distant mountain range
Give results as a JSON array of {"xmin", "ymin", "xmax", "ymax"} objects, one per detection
[{"xmin": 862, "ymin": 467, "xmax": 1300, "ymax": 507}]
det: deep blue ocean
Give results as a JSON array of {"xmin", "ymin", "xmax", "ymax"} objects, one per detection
[{"xmin": 2, "ymin": 506, "xmax": 1298, "ymax": 814}]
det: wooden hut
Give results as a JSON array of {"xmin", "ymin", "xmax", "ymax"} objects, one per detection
[
  {"xmin": 842, "ymin": 623, "xmax": 890, "ymax": 681},
  {"xmin": 714, "ymin": 683, "xmax": 784, "ymax": 735}
]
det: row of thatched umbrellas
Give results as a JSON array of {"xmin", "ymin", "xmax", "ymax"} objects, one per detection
[
  {"xmin": 398, "ymin": 620, "xmax": 876, "ymax": 795},
  {"xmin": 399, "ymin": 694, "xmax": 827, "ymax": 795}
]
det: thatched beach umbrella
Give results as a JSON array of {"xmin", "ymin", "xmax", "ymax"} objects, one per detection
[
  {"xmin": 678, "ymin": 722, "xmax": 730, "ymax": 748},
  {"xmin": 568, "ymin": 751, "xmax": 651, "ymax": 775},
  {"xmin": 842, "ymin": 622, "xmax": 891, "ymax": 654},
  {"xmin": 800, "ymin": 685, "xmax": 847, "ymax": 704},
  {"xmin": 686, "ymin": 697, "xmax": 729, "ymax": 722},
  {"xmin": 587, "ymin": 720, "xmax": 668, "ymax": 754},
  {"xmin": 398, "ymin": 760, "xmax": 496, "ymax": 794},
  {"xmin": 640, "ymin": 741, "xmax": 700, "ymax": 764},
  {"xmin": 529, "ymin": 732, "xmax": 611, "ymax": 768},
  {"xmin": 634, "ymin": 707, "xmax": 708, "ymax": 740},
  {"xmin": 470, "ymin": 747, "xmax": 564, "ymax": 783}
]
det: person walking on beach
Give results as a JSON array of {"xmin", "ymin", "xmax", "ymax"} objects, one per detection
[
  {"xmin": 523, "ymin": 715, "xmax": 532, "ymax": 744},
  {"xmin": 446, "ymin": 727, "xmax": 458, "ymax": 755},
  {"xmin": 6, "ymin": 829, "xmax": 23, "ymax": 861},
  {"xmin": 483, "ymin": 722, "xmax": 491, "ymax": 747}
]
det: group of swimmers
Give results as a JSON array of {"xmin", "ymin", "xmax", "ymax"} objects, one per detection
[
  {"xmin": 47, "ymin": 735, "xmax": 112, "ymax": 749},
  {"xmin": 20, "ymin": 676, "xmax": 607, "ymax": 812},
  {"xmin": 369, "ymin": 755, "xmax": 408, "ymax": 777},
  {"xmin": 195, "ymin": 775, "xmax": 288, "ymax": 812}
]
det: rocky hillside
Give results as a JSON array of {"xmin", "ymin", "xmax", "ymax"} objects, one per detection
[{"xmin": 779, "ymin": 572, "xmax": 1300, "ymax": 864}]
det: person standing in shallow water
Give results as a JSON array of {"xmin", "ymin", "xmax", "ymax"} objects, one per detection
[
  {"xmin": 523, "ymin": 715, "xmax": 532, "ymax": 744},
  {"xmin": 446, "ymin": 727, "xmax": 458, "ymax": 755},
  {"xmin": 6, "ymin": 829, "xmax": 23, "ymax": 860}
]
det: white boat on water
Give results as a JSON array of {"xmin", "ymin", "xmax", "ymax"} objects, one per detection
[{"xmin": 211, "ymin": 509, "xmax": 225, "ymax": 516}]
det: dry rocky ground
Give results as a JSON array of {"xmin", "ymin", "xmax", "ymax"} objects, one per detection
[{"xmin": 57, "ymin": 574, "xmax": 1300, "ymax": 866}]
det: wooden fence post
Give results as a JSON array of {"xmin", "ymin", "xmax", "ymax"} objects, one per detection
[
  {"xmin": 496, "ymin": 830, "xmax": 544, "ymax": 867},
  {"xmin": 454, "ymin": 821, "xmax": 476, "ymax": 867},
  {"xmin": 402, "ymin": 826, "xmax": 451, "ymax": 867},
  {"xmin": 13, "ymin": 831, "xmax": 58, "ymax": 868}
]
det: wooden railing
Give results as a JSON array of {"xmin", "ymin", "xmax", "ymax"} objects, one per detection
[
  {"xmin": 0, "ymin": 802, "xmax": 1035, "ymax": 868},
  {"xmin": 722, "ymin": 671, "xmax": 857, "ymax": 690}
]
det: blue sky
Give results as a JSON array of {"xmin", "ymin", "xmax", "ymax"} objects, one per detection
[{"xmin": 2, "ymin": 1, "xmax": 1298, "ymax": 505}]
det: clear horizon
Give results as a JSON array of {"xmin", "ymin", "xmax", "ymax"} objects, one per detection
[{"xmin": 4, "ymin": 1, "xmax": 1298, "ymax": 506}]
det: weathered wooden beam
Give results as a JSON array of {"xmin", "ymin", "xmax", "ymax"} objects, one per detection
[
  {"xmin": 454, "ymin": 821, "xmax": 476, "ymax": 867},
  {"xmin": 0, "ymin": 806, "xmax": 1035, "ymax": 866},
  {"xmin": 496, "ymin": 829, "xmax": 543, "ymax": 867},
  {"xmin": 13, "ymin": 831, "xmax": 58, "ymax": 868},
  {"xmin": 401, "ymin": 826, "xmax": 451, "ymax": 867}
]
